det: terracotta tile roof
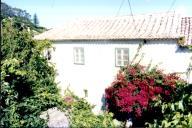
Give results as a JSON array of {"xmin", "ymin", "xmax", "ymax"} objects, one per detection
[
  {"xmin": 34, "ymin": 13, "xmax": 192, "ymax": 46},
  {"xmin": 180, "ymin": 17, "xmax": 192, "ymax": 45}
]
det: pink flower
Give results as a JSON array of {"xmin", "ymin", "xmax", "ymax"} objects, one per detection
[
  {"xmin": 149, "ymin": 79, "xmax": 155, "ymax": 86},
  {"xmin": 117, "ymin": 73, "xmax": 125, "ymax": 81},
  {"xmin": 128, "ymin": 67, "xmax": 137, "ymax": 76},
  {"xmin": 137, "ymin": 95, "xmax": 148, "ymax": 108},
  {"xmin": 135, "ymin": 107, "xmax": 142, "ymax": 117},
  {"xmin": 165, "ymin": 90, "xmax": 171, "ymax": 95},
  {"xmin": 105, "ymin": 64, "xmax": 187, "ymax": 121},
  {"xmin": 64, "ymin": 96, "xmax": 74, "ymax": 104},
  {"xmin": 127, "ymin": 82, "xmax": 137, "ymax": 91},
  {"xmin": 154, "ymin": 87, "xmax": 163, "ymax": 94},
  {"xmin": 151, "ymin": 96, "xmax": 157, "ymax": 101}
]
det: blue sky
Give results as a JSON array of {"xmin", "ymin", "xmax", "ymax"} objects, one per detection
[{"xmin": 2, "ymin": 0, "xmax": 192, "ymax": 28}]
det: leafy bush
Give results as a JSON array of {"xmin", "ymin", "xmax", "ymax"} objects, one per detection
[
  {"xmin": 188, "ymin": 45, "xmax": 192, "ymax": 51},
  {"xmin": 146, "ymin": 83, "xmax": 192, "ymax": 127},
  {"xmin": 1, "ymin": 19, "xmax": 64, "ymax": 127},
  {"xmin": 105, "ymin": 64, "xmax": 187, "ymax": 127},
  {"xmin": 63, "ymin": 88, "xmax": 115, "ymax": 128}
]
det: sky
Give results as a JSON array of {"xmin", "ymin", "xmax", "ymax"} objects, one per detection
[{"xmin": 2, "ymin": 0, "xmax": 192, "ymax": 28}]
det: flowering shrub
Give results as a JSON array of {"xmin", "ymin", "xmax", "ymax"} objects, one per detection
[{"xmin": 105, "ymin": 64, "xmax": 185, "ymax": 124}]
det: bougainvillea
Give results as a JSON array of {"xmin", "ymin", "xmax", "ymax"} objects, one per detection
[{"xmin": 105, "ymin": 64, "xmax": 184, "ymax": 122}]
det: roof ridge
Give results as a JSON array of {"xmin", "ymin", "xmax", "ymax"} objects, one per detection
[{"xmin": 34, "ymin": 13, "xmax": 192, "ymax": 46}]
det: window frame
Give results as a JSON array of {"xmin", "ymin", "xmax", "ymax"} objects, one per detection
[
  {"xmin": 115, "ymin": 48, "xmax": 129, "ymax": 67},
  {"xmin": 73, "ymin": 47, "xmax": 85, "ymax": 65}
]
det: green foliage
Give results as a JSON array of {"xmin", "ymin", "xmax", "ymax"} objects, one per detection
[
  {"xmin": 13, "ymin": 17, "xmax": 46, "ymax": 34},
  {"xmin": 1, "ymin": 2, "xmax": 31, "ymax": 20},
  {"xmin": 1, "ymin": 19, "xmax": 63, "ymax": 127},
  {"xmin": 188, "ymin": 45, "xmax": 192, "ymax": 51},
  {"xmin": 146, "ymin": 83, "xmax": 192, "ymax": 128},
  {"xmin": 33, "ymin": 13, "xmax": 39, "ymax": 27},
  {"xmin": 1, "ymin": 2, "xmax": 47, "ymax": 35},
  {"xmin": 63, "ymin": 88, "xmax": 115, "ymax": 128}
]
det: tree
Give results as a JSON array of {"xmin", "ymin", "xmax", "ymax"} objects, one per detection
[
  {"xmin": 33, "ymin": 13, "xmax": 39, "ymax": 27},
  {"xmin": 1, "ymin": 2, "xmax": 47, "ymax": 34},
  {"xmin": 0, "ymin": 19, "xmax": 63, "ymax": 127},
  {"xmin": 1, "ymin": 2, "xmax": 31, "ymax": 20}
]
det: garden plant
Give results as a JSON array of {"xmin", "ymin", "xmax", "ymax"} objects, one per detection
[{"xmin": 105, "ymin": 63, "xmax": 192, "ymax": 127}]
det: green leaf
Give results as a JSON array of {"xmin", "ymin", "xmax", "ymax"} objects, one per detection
[
  {"xmin": 178, "ymin": 100, "xmax": 184, "ymax": 111},
  {"xmin": 171, "ymin": 103, "xmax": 175, "ymax": 111}
]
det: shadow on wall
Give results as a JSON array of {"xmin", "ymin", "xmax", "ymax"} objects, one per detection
[
  {"xmin": 175, "ymin": 46, "xmax": 192, "ymax": 53},
  {"xmin": 101, "ymin": 94, "xmax": 106, "ymax": 111}
]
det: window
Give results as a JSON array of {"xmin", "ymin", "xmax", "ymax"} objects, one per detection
[
  {"xmin": 115, "ymin": 48, "xmax": 129, "ymax": 66},
  {"xmin": 73, "ymin": 47, "xmax": 84, "ymax": 64}
]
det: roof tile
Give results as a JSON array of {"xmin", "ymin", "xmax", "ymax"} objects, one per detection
[{"xmin": 34, "ymin": 13, "xmax": 192, "ymax": 46}]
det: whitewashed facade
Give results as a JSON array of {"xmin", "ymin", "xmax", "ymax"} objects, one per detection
[
  {"xmin": 49, "ymin": 40, "xmax": 191, "ymax": 113},
  {"xmin": 35, "ymin": 13, "xmax": 192, "ymax": 113}
]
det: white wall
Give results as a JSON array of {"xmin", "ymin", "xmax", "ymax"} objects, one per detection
[{"xmin": 51, "ymin": 40, "xmax": 192, "ymax": 113}]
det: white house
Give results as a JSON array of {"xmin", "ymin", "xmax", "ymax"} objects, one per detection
[{"xmin": 35, "ymin": 13, "xmax": 192, "ymax": 113}]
